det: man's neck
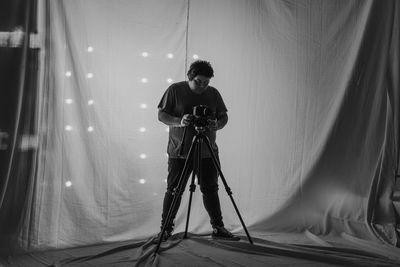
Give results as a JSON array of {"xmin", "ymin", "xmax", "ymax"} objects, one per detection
[{"xmin": 187, "ymin": 81, "xmax": 208, "ymax": 94}]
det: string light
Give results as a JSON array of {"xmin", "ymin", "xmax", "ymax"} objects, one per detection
[
  {"xmin": 88, "ymin": 99, "xmax": 94, "ymax": 105},
  {"xmin": 65, "ymin": 181, "xmax": 72, "ymax": 187},
  {"xmin": 87, "ymin": 126, "xmax": 94, "ymax": 132},
  {"xmin": 165, "ymin": 127, "xmax": 169, "ymax": 132},
  {"xmin": 166, "ymin": 53, "xmax": 174, "ymax": 59},
  {"xmin": 65, "ymin": 71, "xmax": 72, "ymax": 77},
  {"xmin": 140, "ymin": 103, "xmax": 148, "ymax": 109},
  {"xmin": 86, "ymin": 73, "xmax": 94, "ymax": 79},
  {"xmin": 65, "ymin": 125, "xmax": 73, "ymax": 131},
  {"xmin": 167, "ymin": 78, "xmax": 173, "ymax": 83},
  {"xmin": 141, "ymin": 78, "xmax": 148, "ymax": 83},
  {"xmin": 193, "ymin": 54, "xmax": 199, "ymax": 59},
  {"xmin": 140, "ymin": 153, "xmax": 147, "ymax": 159},
  {"xmin": 87, "ymin": 46, "xmax": 94, "ymax": 52},
  {"xmin": 65, "ymin": 99, "xmax": 73, "ymax": 104},
  {"xmin": 139, "ymin": 127, "xmax": 146, "ymax": 132},
  {"xmin": 141, "ymin": 52, "xmax": 149, "ymax": 57},
  {"xmin": 139, "ymin": 179, "xmax": 146, "ymax": 184}
]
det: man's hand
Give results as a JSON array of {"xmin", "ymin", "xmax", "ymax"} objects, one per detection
[
  {"xmin": 180, "ymin": 114, "xmax": 194, "ymax": 127},
  {"xmin": 207, "ymin": 118, "xmax": 218, "ymax": 131}
]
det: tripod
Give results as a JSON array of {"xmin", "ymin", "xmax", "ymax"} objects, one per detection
[{"xmin": 155, "ymin": 125, "xmax": 253, "ymax": 254}]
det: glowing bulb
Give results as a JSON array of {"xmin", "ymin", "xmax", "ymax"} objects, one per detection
[
  {"xmin": 87, "ymin": 46, "xmax": 94, "ymax": 52},
  {"xmin": 65, "ymin": 125, "xmax": 72, "ymax": 131},
  {"xmin": 141, "ymin": 52, "xmax": 149, "ymax": 57},
  {"xmin": 193, "ymin": 54, "xmax": 199, "ymax": 59},
  {"xmin": 139, "ymin": 127, "xmax": 146, "ymax": 132},
  {"xmin": 140, "ymin": 153, "xmax": 147, "ymax": 159},
  {"xmin": 88, "ymin": 99, "xmax": 94, "ymax": 105},
  {"xmin": 140, "ymin": 103, "xmax": 147, "ymax": 109},
  {"xmin": 65, "ymin": 181, "xmax": 72, "ymax": 187},
  {"xmin": 65, "ymin": 71, "xmax": 72, "ymax": 77},
  {"xmin": 86, "ymin": 73, "xmax": 94, "ymax": 79},
  {"xmin": 165, "ymin": 153, "xmax": 169, "ymax": 157},
  {"xmin": 87, "ymin": 126, "xmax": 94, "ymax": 132},
  {"xmin": 167, "ymin": 53, "xmax": 174, "ymax": 59},
  {"xmin": 165, "ymin": 127, "xmax": 169, "ymax": 132},
  {"xmin": 139, "ymin": 179, "xmax": 146, "ymax": 184},
  {"xmin": 65, "ymin": 99, "xmax": 73, "ymax": 104},
  {"xmin": 167, "ymin": 78, "xmax": 173, "ymax": 83},
  {"xmin": 164, "ymin": 179, "xmax": 167, "ymax": 183},
  {"xmin": 141, "ymin": 78, "xmax": 148, "ymax": 83}
]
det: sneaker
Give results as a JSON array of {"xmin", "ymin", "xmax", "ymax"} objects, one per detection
[
  {"xmin": 154, "ymin": 230, "xmax": 172, "ymax": 243},
  {"xmin": 211, "ymin": 226, "xmax": 240, "ymax": 241}
]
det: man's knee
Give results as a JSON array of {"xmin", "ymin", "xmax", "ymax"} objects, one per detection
[{"xmin": 166, "ymin": 187, "xmax": 184, "ymax": 197}]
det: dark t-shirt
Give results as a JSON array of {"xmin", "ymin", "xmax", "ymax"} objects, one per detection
[{"xmin": 158, "ymin": 81, "xmax": 228, "ymax": 158}]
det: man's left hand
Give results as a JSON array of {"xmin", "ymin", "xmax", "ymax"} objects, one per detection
[{"xmin": 208, "ymin": 119, "xmax": 218, "ymax": 131}]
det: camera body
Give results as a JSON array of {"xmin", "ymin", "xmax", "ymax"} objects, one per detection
[{"xmin": 192, "ymin": 105, "xmax": 214, "ymax": 128}]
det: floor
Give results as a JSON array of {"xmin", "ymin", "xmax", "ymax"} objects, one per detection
[{"xmin": 2, "ymin": 231, "xmax": 400, "ymax": 266}]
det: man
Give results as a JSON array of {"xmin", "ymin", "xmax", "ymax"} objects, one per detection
[{"xmin": 156, "ymin": 60, "xmax": 239, "ymax": 241}]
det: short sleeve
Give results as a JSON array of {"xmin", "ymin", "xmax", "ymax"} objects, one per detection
[
  {"xmin": 158, "ymin": 85, "xmax": 176, "ymax": 115},
  {"xmin": 214, "ymin": 89, "xmax": 228, "ymax": 116}
]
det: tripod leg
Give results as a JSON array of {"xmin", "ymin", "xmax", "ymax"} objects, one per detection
[
  {"xmin": 184, "ymin": 139, "xmax": 201, "ymax": 238},
  {"xmin": 155, "ymin": 135, "xmax": 199, "ymax": 254},
  {"xmin": 202, "ymin": 135, "xmax": 254, "ymax": 245}
]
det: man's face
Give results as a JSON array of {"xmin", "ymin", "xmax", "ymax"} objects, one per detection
[{"xmin": 189, "ymin": 75, "xmax": 210, "ymax": 94}]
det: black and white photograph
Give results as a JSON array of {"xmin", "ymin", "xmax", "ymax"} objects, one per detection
[{"xmin": 0, "ymin": 0, "xmax": 400, "ymax": 266}]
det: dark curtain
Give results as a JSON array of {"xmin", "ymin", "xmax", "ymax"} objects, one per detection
[{"xmin": 0, "ymin": 0, "xmax": 39, "ymax": 255}]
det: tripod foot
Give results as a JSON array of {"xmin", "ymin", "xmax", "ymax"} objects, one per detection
[{"xmin": 153, "ymin": 230, "xmax": 172, "ymax": 244}]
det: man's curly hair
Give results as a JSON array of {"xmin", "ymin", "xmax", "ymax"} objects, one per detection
[{"xmin": 187, "ymin": 60, "xmax": 214, "ymax": 80}]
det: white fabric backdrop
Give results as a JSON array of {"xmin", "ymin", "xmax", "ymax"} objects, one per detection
[{"xmin": 22, "ymin": 0, "xmax": 399, "ymax": 250}]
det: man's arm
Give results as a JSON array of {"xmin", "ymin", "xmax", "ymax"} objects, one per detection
[
  {"xmin": 158, "ymin": 110, "xmax": 181, "ymax": 127},
  {"xmin": 216, "ymin": 113, "xmax": 228, "ymax": 130},
  {"xmin": 208, "ymin": 112, "xmax": 228, "ymax": 131},
  {"xmin": 158, "ymin": 110, "xmax": 193, "ymax": 127}
]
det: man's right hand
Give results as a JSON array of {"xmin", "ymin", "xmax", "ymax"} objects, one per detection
[{"xmin": 180, "ymin": 114, "xmax": 194, "ymax": 127}]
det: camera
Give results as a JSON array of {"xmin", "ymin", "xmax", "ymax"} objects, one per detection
[{"xmin": 192, "ymin": 105, "xmax": 215, "ymax": 128}]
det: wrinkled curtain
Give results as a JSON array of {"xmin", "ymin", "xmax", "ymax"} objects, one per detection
[
  {"xmin": 1, "ymin": 0, "xmax": 399, "ymax": 253},
  {"xmin": 0, "ymin": 0, "xmax": 40, "ymax": 254}
]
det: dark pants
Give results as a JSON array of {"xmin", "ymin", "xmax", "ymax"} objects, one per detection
[{"xmin": 161, "ymin": 157, "xmax": 224, "ymax": 232}]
